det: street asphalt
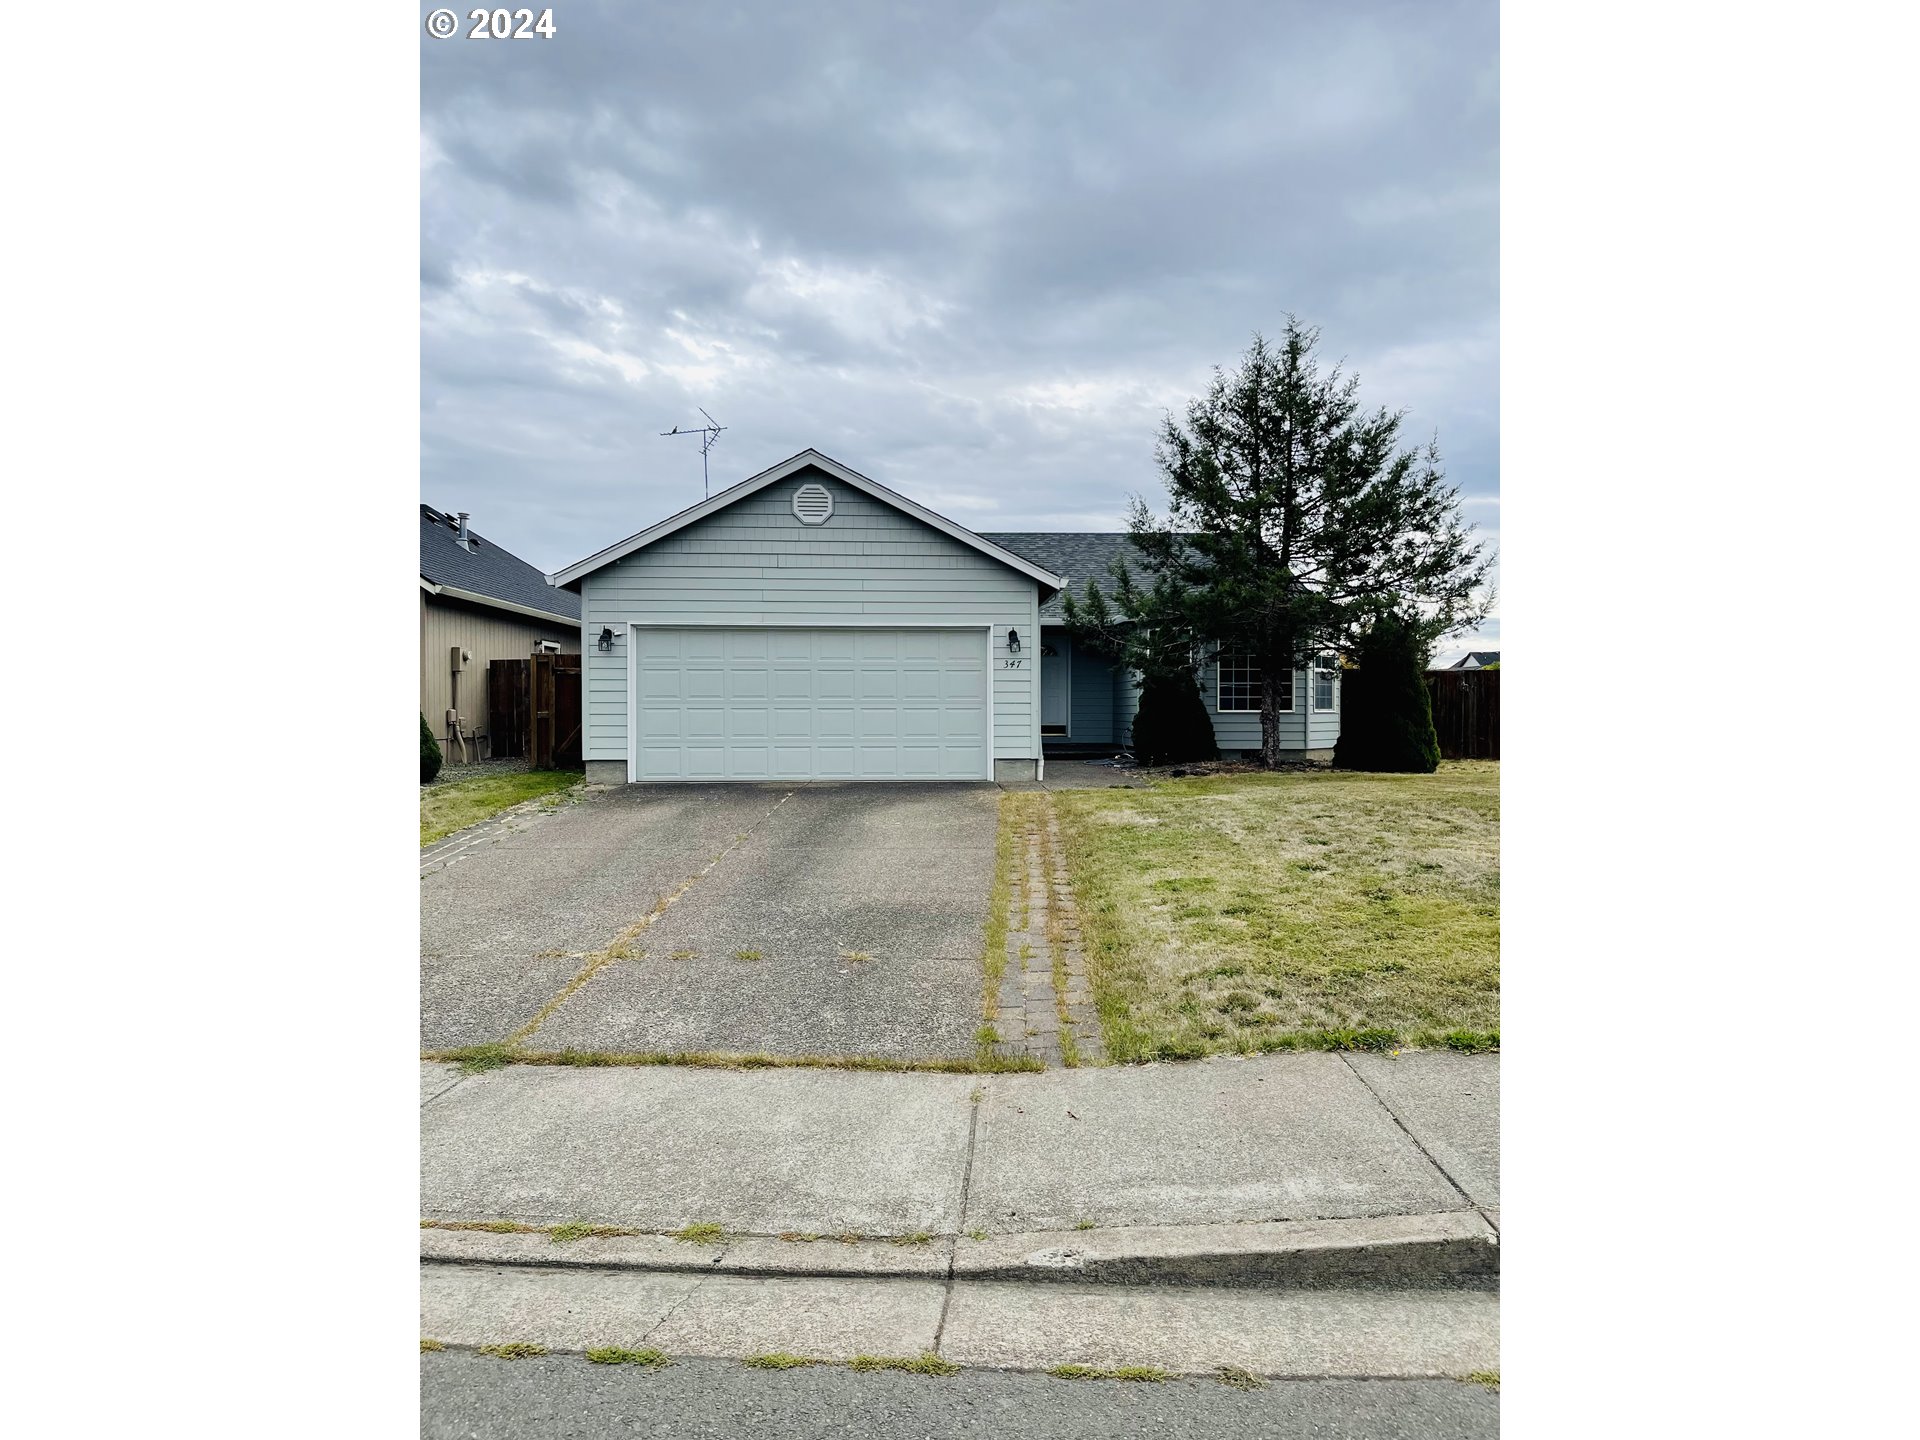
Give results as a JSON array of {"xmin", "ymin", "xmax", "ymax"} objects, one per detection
[
  {"xmin": 421, "ymin": 1353, "xmax": 1500, "ymax": 1439},
  {"xmin": 420, "ymin": 781, "xmax": 1000, "ymax": 1058}
]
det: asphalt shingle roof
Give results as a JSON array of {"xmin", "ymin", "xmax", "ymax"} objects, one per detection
[
  {"xmin": 977, "ymin": 533, "xmax": 1152, "ymax": 620},
  {"xmin": 420, "ymin": 505, "xmax": 580, "ymax": 623}
]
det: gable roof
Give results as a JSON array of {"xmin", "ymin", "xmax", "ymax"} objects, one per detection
[
  {"xmin": 420, "ymin": 505, "xmax": 580, "ymax": 625},
  {"xmin": 548, "ymin": 450, "xmax": 1067, "ymax": 594},
  {"xmin": 975, "ymin": 533, "xmax": 1152, "ymax": 620},
  {"xmin": 1450, "ymin": 651, "xmax": 1501, "ymax": 669}
]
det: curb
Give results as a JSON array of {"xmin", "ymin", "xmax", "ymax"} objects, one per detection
[{"xmin": 420, "ymin": 1211, "xmax": 1496, "ymax": 1290}]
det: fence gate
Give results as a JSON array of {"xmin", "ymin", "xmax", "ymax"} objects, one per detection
[
  {"xmin": 1426, "ymin": 669, "xmax": 1500, "ymax": 760},
  {"xmin": 529, "ymin": 651, "xmax": 583, "ymax": 770},
  {"xmin": 486, "ymin": 659, "xmax": 530, "ymax": 760}
]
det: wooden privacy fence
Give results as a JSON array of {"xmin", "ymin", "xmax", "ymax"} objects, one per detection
[
  {"xmin": 487, "ymin": 652, "xmax": 582, "ymax": 768},
  {"xmin": 1426, "ymin": 669, "xmax": 1500, "ymax": 760}
]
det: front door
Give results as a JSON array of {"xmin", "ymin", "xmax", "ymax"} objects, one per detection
[{"xmin": 1040, "ymin": 632, "xmax": 1069, "ymax": 736}]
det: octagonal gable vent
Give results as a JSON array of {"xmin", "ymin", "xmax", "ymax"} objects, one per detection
[{"xmin": 792, "ymin": 481, "xmax": 834, "ymax": 525}]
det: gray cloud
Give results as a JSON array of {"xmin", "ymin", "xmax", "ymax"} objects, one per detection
[{"xmin": 423, "ymin": 0, "xmax": 1498, "ymax": 630}]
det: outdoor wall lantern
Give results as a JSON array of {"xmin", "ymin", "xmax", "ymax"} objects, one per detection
[
  {"xmin": 1007, "ymin": 628, "xmax": 1022, "ymax": 653},
  {"xmin": 598, "ymin": 626, "xmax": 616, "ymax": 652}
]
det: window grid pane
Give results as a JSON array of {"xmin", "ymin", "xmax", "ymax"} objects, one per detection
[{"xmin": 1217, "ymin": 650, "xmax": 1260, "ymax": 712}]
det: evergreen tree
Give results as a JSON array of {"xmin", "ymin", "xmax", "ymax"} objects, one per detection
[
  {"xmin": 1065, "ymin": 320, "xmax": 1492, "ymax": 767},
  {"xmin": 1333, "ymin": 612, "xmax": 1441, "ymax": 773},
  {"xmin": 421, "ymin": 713, "xmax": 444, "ymax": 784}
]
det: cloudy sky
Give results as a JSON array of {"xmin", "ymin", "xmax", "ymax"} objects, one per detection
[{"xmin": 423, "ymin": 0, "xmax": 1498, "ymax": 652}]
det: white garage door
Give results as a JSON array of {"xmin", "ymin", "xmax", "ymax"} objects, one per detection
[{"xmin": 633, "ymin": 627, "xmax": 990, "ymax": 781}]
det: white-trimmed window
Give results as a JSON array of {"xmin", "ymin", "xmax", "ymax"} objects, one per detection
[
  {"xmin": 1217, "ymin": 649, "xmax": 1292, "ymax": 712},
  {"xmin": 1312, "ymin": 653, "xmax": 1338, "ymax": 711}
]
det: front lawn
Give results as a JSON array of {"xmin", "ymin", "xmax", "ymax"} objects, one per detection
[
  {"xmin": 1053, "ymin": 762, "xmax": 1498, "ymax": 1061},
  {"xmin": 420, "ymin": 769, "xmax": 581, "ymax": 846}
]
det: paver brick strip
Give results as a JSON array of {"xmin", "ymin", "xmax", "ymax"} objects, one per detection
[{"xmin": 994, "ymin": 798, "xmax": 1104, "ymax": 1066}]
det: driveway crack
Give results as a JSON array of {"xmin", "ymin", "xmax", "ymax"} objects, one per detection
[{"xmin": 509, "ymin": 790, "xmax": 796, "ymax": 1045}]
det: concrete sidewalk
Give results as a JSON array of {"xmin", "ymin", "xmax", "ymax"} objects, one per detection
[{"xmin": 421, "ymin": 1050, "xmax": 1498, "ymax": 1249}]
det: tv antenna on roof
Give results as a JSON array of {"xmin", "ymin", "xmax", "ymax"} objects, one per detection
[{"xmin": 660, "ymin": 408, "xmax": 727, "ymax": 498}]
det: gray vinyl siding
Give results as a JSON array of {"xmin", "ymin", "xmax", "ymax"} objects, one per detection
[
  {"xmin": 1114, "ymin": 661, "xmax": 1338, "ymax": 754},
  {"xmin": 579, "ymin": 475, "xmax": 1040, "ymax": 765},
  {"xmin": 1200, "ymin": 662, "xmax": 1340, "ymax": 752}
]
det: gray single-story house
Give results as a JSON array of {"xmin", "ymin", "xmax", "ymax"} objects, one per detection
[{"xmin": 549, "ymin": 450, "xmax": 1340, "ymax": 784}]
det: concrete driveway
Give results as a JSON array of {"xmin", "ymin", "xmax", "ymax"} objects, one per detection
[{"xmin": 421, "ymin": 782, "xmax": 1000, "ymax": 1060}]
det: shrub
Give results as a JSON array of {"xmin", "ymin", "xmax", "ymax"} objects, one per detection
[
  {"xmin": 1129, "ymin": 670, "xmax": 1218, "ymax": 766},
  {"xmin": 421, "ymin": 712, "xmax": 443, "ymax": 784},
  {"xmin": 1334, "ymin": 615, "xmax": 1440, "ymax": 773}
]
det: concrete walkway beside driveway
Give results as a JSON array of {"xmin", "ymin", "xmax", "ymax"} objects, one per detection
[{"xmin": 421, "ymin": 781, "xmax": 999, "ymax": 1060}]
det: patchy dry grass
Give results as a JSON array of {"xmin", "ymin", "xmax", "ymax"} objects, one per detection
[
  {"xmin": 1216, "ymin": 1364, "xmax": 1267, "ymax": 1390},
  {"xmin": 1464, "ymin": 1370, "xmax": 1501, "ymax": 1390},
  {"xmin": 420, "ymin": 1338, "xmax": 445, "ymax": 1353},
  {"xmin": 421, "ymin": 769, "xmax": 580, "ymax": 847},
  {"xmin": 1053, "ymin": 763, "xmax": 1498, "ymax": 1062}
]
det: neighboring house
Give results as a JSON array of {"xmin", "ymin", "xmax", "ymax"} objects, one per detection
[
  {"xmin": 1441, "ymin": 650, "xmax": 1501, "ymax": 670},
  {"xmin": 420, "ymin": 504, "xmax": 581, "ymax": 761},
  {"xmin": 548, "ymin": 450, "xmax": 1341, "ymax": 785}
]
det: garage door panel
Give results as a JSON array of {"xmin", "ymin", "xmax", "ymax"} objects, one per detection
[
  {"xmin": 772, "ymin": 707, "xmax": 814, "ymax": 739},
  {"xmin": 770, "ymin": 631, "xmax": 813, "ymax": 660},
  {"xmin": 633, "ymin": 627, "xmax": 989, "ymax": 781},
  {"xmin": 771, "ymin": 669, "xmax": 813, "ymax": 700}
]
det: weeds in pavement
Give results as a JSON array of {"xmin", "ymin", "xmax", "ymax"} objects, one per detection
[
  {"xmin": 1216, "ymin": 1365, "xmax": 1266, "ymax": 1391},
  {"xmin": 1046, "ymin": 1363, "xmax": 1167, "ymax": 1382},
  {"xmin": 423, "ymin": 1047, "xmax": 1042, "ymax": 1076},
  {"xmin": 673, "ymin": 1222, "xmax": 726, "ymax": 1245},
  {"xmin": 477, "ymin": 1343, "xmax": 548, "ymax": 1360},
  {"xmin": 847, "ymin": 1353, "xmax": 960, "ymax": 1377},
  {"xmin": 420, "ymin": 1339, "xmax": 445, "ymax": 1352},
  {"xmin": 444, "ymin": 1042, "xmax": 515, "ymax": 1074},
  {"xmin": 1464, "ymin": 1371, "xmax": 1500, "ymax": 1389},
  {"xmin": 891, "ymin": 1233, "xmax": 933, "ymax": 1247},
  {"xmin": 586, "ymin": 1347, "xmax": 670, "ymax": 1367},
  {"xmin": 745, "ymin": 1353, "xmax": 824, "ymax": 1370},
  {"xmin": 734, "ymin": 950, "xmax": 763, "ymax": 962}
]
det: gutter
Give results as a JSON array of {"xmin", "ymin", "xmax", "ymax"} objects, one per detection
[{"xmin": 420, "ymin": 578, "xmax": 578, "ymax": 628}]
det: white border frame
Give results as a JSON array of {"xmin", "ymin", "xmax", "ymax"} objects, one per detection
[{"xmin": 626, "ymin": 620, "xmax": 999, "ymax": 783}]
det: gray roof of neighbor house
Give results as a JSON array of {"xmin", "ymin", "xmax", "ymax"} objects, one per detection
[
  {"xmin": 1449, "ymin": 650, "xmax": 1501, "ymax": 669},
  {"xmin": 976, "ymin": 533, "xmax": 1152, "ymax": 620},
  {"xmin": 420, "ymin": 505, "xmax": 580, "ymax": 623}
]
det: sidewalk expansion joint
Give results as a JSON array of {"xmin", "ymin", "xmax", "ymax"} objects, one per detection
[{"xmin": 1337, "ymin": 1053, "xmax": 1476, "ymax": 1210}]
